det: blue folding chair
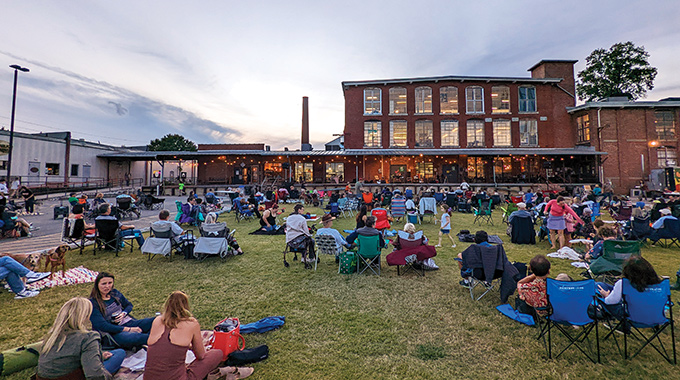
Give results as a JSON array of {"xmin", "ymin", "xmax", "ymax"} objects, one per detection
[
  {"xmin": 545, "ymin": 279, "xmax": 600, "ymax": 363},
  {"xmin": 603, "ymin": 278, "xmax": 676, "ymax": 363}
]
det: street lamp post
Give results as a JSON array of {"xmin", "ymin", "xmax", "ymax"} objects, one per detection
[{"xmin": 7, "ymin": 64, "xmax": 29, "ymax": 182}]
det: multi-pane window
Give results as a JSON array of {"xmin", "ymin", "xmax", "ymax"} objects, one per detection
[
  {"xmin": 415, "ymin": 86, "xmax": 433, "ymax": 114},
  {"xmin": 519, "ymin": 86, "xmax": 536, "ymax": 113},
  {"xmin": 519, "ymin": 119, "xmax": 538, "ymax": 146},
  {"xmin": 577, "ymin": 114, "xmax": 590, "ymax": 143},
  {"xmin": 389, "ymin": 87, "xmax": 407, "ymax": 115},
  {"xmin": 467, "ymin": 120, "xmax": 485, "ymax": 147},
  {"xmin": 415, "ymin": 120, "xmax": 433, "ymax": 148},
  {"xmin": 325, "ymin": 163, "xmax": 345, "ymax": 182},
  {"xmin": 493, "ymin": 119, "xmax": 512, "ymax": 147},
  {"xmin": 440, "ymin": 86, "xmax": 458, "ymax": 114},
  {"xmin": 440, "ymin": 120, "xmax": 459, "ymax": 147},
  {"xmin": 655, "ymin": 110, "xmax": 676, "ymax": 140},
  {"xmin": 294, "ymin": 163, "xmax": 313, "ymax": 182},
  {"xmin": 466, "ymin": 86, "xmax": 484, "ymax": 114},
  {"xmin": 657, "ymin": 149, "xmax": 677, "ymax": 168},
  {"xmin": 415, "ymin": 162, "xmax": 434, "ymax": 180},
  {"xmin": 363, "ymin": 87, "xmax": 381, "ymax": 115},
  {"xmin": 491, "ymin": 86, "xmax": 510, "ymax": 114},
  {"xmin": 364, "ymin": 121, "xmax": 382, "ymax": 148},
  {"xmin": 390, "ymin": 120, "xmax": 407, "ymax": 147}
]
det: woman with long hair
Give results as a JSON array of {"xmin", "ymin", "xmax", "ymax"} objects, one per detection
[
  {"xmin": 355, "ymin": 205, "xmax": 368, "ymax": 229},
  {"xmin": 144, "ymin": 291, "xmax": 253, "ymax": 380},
  {"xmin": 597, "ymin": 257, "xmax": 662, "ymax": 322},
  {"xmin": 37, "ymin": 297, "xmax": 125, "ymax": 379},
  {"xmin": 89, "ymin": 272, "xmax": 154, "ymax": 349}
]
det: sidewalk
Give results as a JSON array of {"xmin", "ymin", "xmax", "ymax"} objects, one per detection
[{"xmin": 0, "ymin": 195, "xmax": 187, "ymax": 255}]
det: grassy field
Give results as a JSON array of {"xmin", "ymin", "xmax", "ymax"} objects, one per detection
[{"xmin": 1, "ymin": 207, "xmax": 679, "ymax": 379}]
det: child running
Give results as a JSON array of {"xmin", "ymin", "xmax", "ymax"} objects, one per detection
[{"xmin": 436, "ymin": 206, "xmax": 456, "ymax": 248}]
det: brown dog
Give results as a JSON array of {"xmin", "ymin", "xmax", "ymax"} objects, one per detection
[
  {"xmin": 0, "ymin": 252, "xmax": 42, "ymax": 272},
  {"xmin": 44, "ymin": 244, "xmax": 70, "ymax": 279}
]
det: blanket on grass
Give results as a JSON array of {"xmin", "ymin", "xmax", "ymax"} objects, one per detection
[{"xmin": 25, "ymin": 266, "xmax": 99, "ymax": 291}]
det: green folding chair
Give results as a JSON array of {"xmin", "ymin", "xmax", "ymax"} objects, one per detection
[
  {"xmin": 356, "ymin": 234, "xmax": 382, "ymax": 275},
  {"xmin": 588, "ymin": 240, "xmax": 641, "ymax": 284}
]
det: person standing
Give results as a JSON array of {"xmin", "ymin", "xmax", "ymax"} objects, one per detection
[
  {"xmin": 436, "ymin": 206, "xmax": 456, "ymax": 248},
  {"xmin": 10, "ymin": 177, "xmax": 20, "ymax": 199},
  {"xmin": 19, "ymin": 185, "xmax": 35, "ymax": 214}
]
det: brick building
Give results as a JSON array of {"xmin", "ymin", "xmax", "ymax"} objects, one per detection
[{"xmin": 568, "ymin": 98, "xmax": 680, "ymax": 191}]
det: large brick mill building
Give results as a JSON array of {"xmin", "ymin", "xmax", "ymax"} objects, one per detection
[{"xmin": 99, "ymin": 59, "xmax": 679, "ymax": 194}]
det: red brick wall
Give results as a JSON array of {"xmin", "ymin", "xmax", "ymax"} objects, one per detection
[{"xmin": 343, "ymin": 77, "xmax": 576, "ymax": 150}]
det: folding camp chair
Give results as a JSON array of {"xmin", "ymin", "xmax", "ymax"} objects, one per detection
[
  {"xmin": 628, "ymin": 216, "xmax": 652, "ymax": 243},
  {"xmin": 610, "ymin": 205, "xmax": 633, "ymax": 222},
  {"xmin": 315, "ymin": 233, "xmax": 342, "ymax": 271},
  {"xmin": 419, "ymin": 197, "xmax": 437, "ymax": 223},
  {"xmin": 434, "ymin": 192, "xmax": 445, "ymax": 206},
  {"xmin": 93, "ymin": 219, "xmax": 131, "ymax": 256},
  {"xmin": 602, "ymin": 278, "xmax": 676, "ymax": 364},
  {"xmin": 510, "ymin": 215, "xmax": 536, "ymax": 245},
  {"xmin": 501, "ymin": 203, "xmax": 519, "ymax": 224},
  {"xmin": 510, "ymin": 196, "xmax": 523, "ymax": 204},
  {"xmin": 385, "ymin": 230, "xmax": 435, "ymax": 277},
  {"xmin": 545, "ymin": 279, "xmax": 600, "ymax": 363},
  {"xmin": 473, "ymin": 199, "xmax": 493, "ymax": 225},
  {"xmin": 141, "ymin": 222, "xmax": 185, "ymax": 261},
  {"xmin": 649, "ymin": 218, "xmax": 680, "ymax": 248},
  {"xmin": 356, "ymin": 234, "xmax": 382, "ymax": 275},
  {"xmin": 61, "ymin": 218, "xmax": 95, "ymax": 254},
  {"xmin": 588, "ymin": 240, "xmax": 641, "ymax": 284},
  {"xmin": 456, "ymin": 196, "xmax": 470, "ymax": 213},
  {"xmin": 461, "ymin": 244, "xmax": 505, "ymax": 301},
  {"xmin": 116, "ymin": 197, "xmax": 140, "ymax": 220},
  {"xmin": 371, "ymin": 208, "xmax": 391, "ymax": 230},
  {"xmin": 194, "ymin": 222, "xmax": 230, "ymax": 261}
]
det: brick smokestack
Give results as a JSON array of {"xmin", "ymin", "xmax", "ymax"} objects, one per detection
[{"xmin": 301, "ymin": 96, "xmax": 312, "ymax": 151}]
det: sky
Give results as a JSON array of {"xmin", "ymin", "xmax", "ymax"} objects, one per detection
[{"xmin": 0, "ymin": 1, "xmax": 679, "ymax": 150}]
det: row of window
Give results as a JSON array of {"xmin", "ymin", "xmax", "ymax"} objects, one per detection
[
  {"xmin": 576, "ymin": 111, "xmax": 677, "ymax": 143},
  {"xmin": 363, "ymin": 119, "xmax": 539, "ymax": 148},
  {"xmin": 364, "ymin": 85, "xmax": 537, "ymax": 116}
]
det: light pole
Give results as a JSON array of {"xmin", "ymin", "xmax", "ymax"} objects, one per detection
[{"xmin": 7, "ymin": 64, "xmax": 29, "ymax": 182}]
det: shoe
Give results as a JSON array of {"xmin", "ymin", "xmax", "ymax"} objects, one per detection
[
  {"xmin": 451, "ymin": 244, "xmax": 457, "ymax": 248},
  {"xmin": 14, "ymin": 289, "xmax": 39, "ymax": 299},
  {"xmin": 25, "ymin": 272, "xmax": 51, "ymax": 284},
  {"xmin": 435, "ymin": 244, "xmax": 442, "ymax": 248},
  {"xmin": 459, "ymin": 279, "xmax": 472, "ymax": 288},
  {"xmin": 207, "ymin": 367, "xmax": 254, "ymax": 380}
]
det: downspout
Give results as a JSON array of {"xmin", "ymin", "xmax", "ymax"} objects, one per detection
[
  {"xmin": 597, "ymin": 108, "xmax": 603, "ymax": 184},
  {"xmin": 64, "ymin": 132, "xmax": 71, "ymax": 186}
]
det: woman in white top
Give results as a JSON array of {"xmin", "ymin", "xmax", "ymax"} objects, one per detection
[{"xmin": 436, "ymin": 205, "xmax": 456, "ymax": 248}]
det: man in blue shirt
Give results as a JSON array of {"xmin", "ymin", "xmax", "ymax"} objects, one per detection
[
  {"xmin": 652, "ymin": 208, "xmax": 678, "ymax": 230},
  {"xmin": 0, "ymin": 256, "xmax": 50, "ymax": 299},
  {"xmin": 316, "ymin": 214, "xmax": 351, "ymax": 256}
]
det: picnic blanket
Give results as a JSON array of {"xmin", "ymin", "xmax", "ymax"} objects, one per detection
[
  {"xmin": 114, "ymin": 331, "xmax": 215, "ymax": 380},
  {"xmin": 25, "ymin": 266, "xmax": 99, "ymax": 291}
]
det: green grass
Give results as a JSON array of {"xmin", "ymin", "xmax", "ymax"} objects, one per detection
[{"xmin": 1, "ymin": 207, "xmax": 680, "ymax": 379}]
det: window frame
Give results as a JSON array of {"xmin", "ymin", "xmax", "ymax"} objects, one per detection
[
  {"xmin": 46, "ymin": 163, "xmax": 60, "ymax": 176},
  {"xmin": 414, "ymin": 120, "xmax": 434, "ymax": 148},
  {"xmin": 576, "ymin": 114, "xmax": 591, "ymax": 144},
  {"xmin": 491, "ymin": 86, "xmax": 511, "ymax": 114},
  {"xmin": 389, "ymin": 120, "xmax": 408, "ymax": 148},
  {"xmin": 466, "ymin": 119, "xmax": 485, "ymax": 147},
  {"xmin": 439, "ymin": 86, "xmax": 458, "ymax": 115},
  {"xmin": 325, "ymin": 163, "xmax": 345, "ymax": 182},
  {"xmin": 655, "ymin": 110, "xmax": 676, "ymax": 141},
  {"xmin": 389, "ymin": 87, "xmax": 407, "ymax": 115},
  {"xmin": 519, "ymin": 119, "xmax": 539, "ymax": 147},
  {"xmin": 465, "ymin": 86, "xmax": 484, "ymax": 114},
  {"xmin": 440, "ymin": 120, "xmax": 459, "ymax": 148},
  {"xmin": 657, "ymin": 148, "xmax": 678, "ymax": 168},
  {"xmin": 363, "ymin": 121, "xmax": 382, "ymax": 148},
  {"xmin": 415, "ymin": 86, "xmax": 433, "ymax": 114},
  {"xmin": 518, "ymin": 85, "xmax": 537, "ymax": 113},
  {"xmin": 294, "ymin": 162, "xmax": 314, "ymax": 183},
  {"xmin": 492, "ymin": 119, "xmax": 512, "ymax": 147},
  {"xmin": 363, "ymin": 87, "xmax": 382, "ymax": 115}
]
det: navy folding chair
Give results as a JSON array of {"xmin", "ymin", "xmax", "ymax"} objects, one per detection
[
  {"xmin": 604, "ymin": 278, "xmax": 676, "ymax": 364},
  {"xmin": 649, "ymin": 218, "xmax": 680, "ymax": 248},
  {"xmin": 546, "ymin": 279, "xmax": 600, "ymax": 363}
]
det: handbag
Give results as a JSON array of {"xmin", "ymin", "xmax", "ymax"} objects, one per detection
[{"xmin": 211, "ymin": 318, "xmax": 245, "ymax": 360}]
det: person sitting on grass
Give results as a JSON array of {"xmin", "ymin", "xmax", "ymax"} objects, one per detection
[
  {"xmin": 0, "ymin": 255, "xmax": 49, "ymax": 299},
  {"xmin": 89, "ymin": 272, "xmax": 154, "ymax": 350},
  {"xmin": 260, "ymin": 203, "xmax": 281, "ymax": 232},
  {"xmin": 95, "ymin": 203, "xmax": 145, "ymax": 247},
  {"xmin": 37, "ymin": 297, "xmax": 126, "ymax": 380},
  {"xmin": 0, "ymin": 204, "xmax": 32, "ymax": 237},
  {"xmin": 436, "ymin": 205, "xmax": 456, "ymax": 248},
  {"xmin": 144, "ymin": 291, "xmax": 253, "ymax": 380}
]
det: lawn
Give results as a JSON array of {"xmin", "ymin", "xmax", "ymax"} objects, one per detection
[{"xmin": 1, "ymin": 207, "xmax": 679, "ymax": 379}]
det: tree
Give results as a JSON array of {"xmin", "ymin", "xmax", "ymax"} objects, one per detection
[
  {"xmin": 147, "ymin": 134, "xmax": 198, "ymax": 151},
  {"xmin": 576, "ymin": 41, "xmax": 657, "ymax": 102}
]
